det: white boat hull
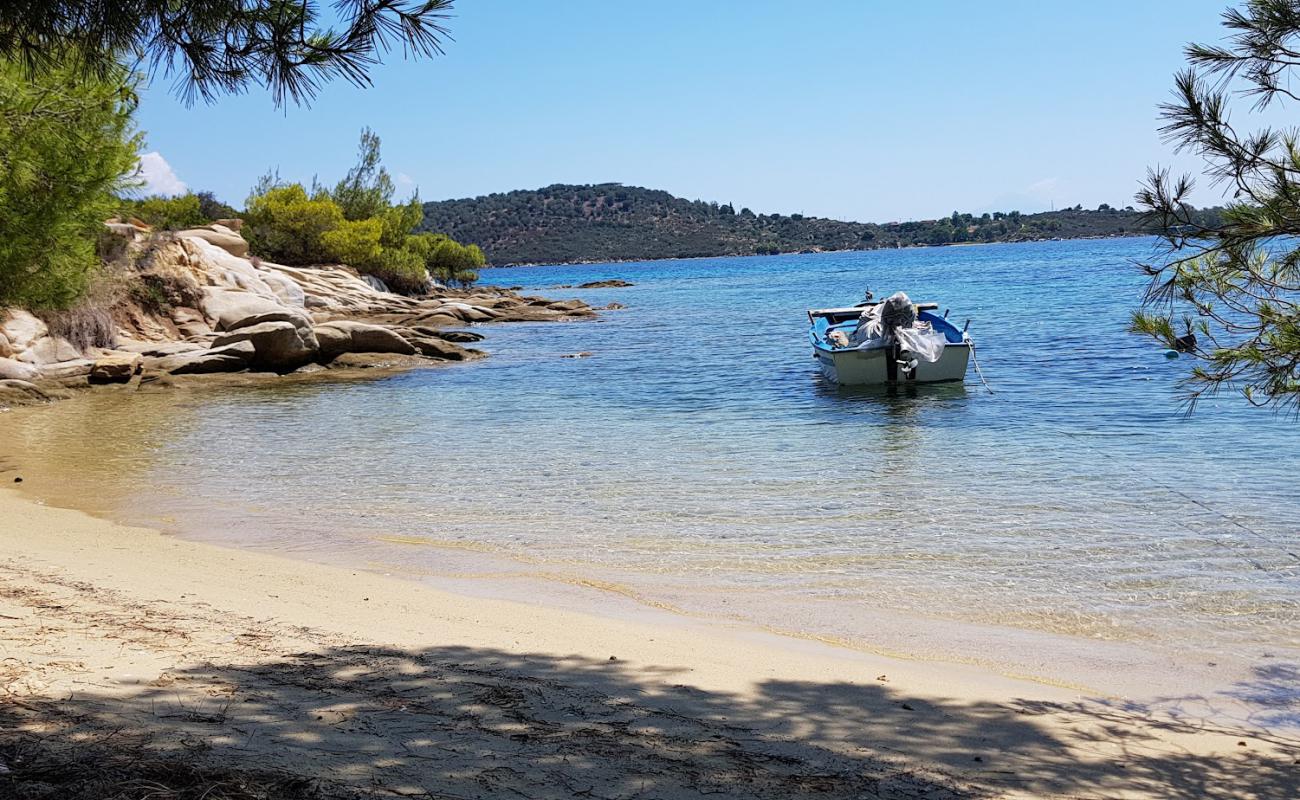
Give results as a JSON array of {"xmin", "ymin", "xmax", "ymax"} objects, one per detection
[{"xmin": 813, "ymin": 342, "xmax": 970, "ymax": 386}]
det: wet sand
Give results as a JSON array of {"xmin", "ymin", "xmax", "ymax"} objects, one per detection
[{"xmin": 1, "ymin": 486, "xmax": 1296, "ymax": 798}]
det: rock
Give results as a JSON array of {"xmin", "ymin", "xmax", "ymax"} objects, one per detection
[
  {"xmin": 41, "ymin": 359, "xmax": 95, "ymax": 380},
  {"xmin": 170, "ymin": 307, "xmax": 213, "ymax": 338},
  {"xmin": 402, "ymin": 335, "xmax": 483, "ymax": 361},
  {"xmin": 327, "ymin": 352, "xmax": 428, "ymax": 370},
  {"xmin": 103, "ymin": 221, "xmax": 147, "ymax": 242},
  {"xmin": 0, "ymin": 333, "xmax": 10, "ymax": 358},
  {"xmin": 149, "ymin": 341, "xmax": 254, "ymax": 375},
  {"xmin": 176, "ymin": 225, "xmax": 249, "ymax": 257},
  {"xmin": 213, "ymin": 218, "xmax": 243, "ymax": 232},
  {"xmin": 90, "ymin": 352, "xmax": 143, "ymax": 383},
  {"xmin": 16, "ymin": 336, "xmax": 83, "ymax": 365},
  {"xmin": 429, "ymin": 302, "xmax": 497, "ymax": 323},
  {"xmin": 602, "ymin": 302, "xmax": 627, "ymax": 310},
  {"xmin": 577, "ymin": 279, "xmax": 633, "ymax": 288},
  {"xmin": 212, "ymin": 321, "xmax": 318, "ymax": 370},
  {"xmin": 200, "ymin": 287, "xmax": 311, "ymax": 332},
  {"xmin": 547, "ymin": 299, "xmax": 589, "ymax": 313},
  {"xmin": 115, "ymin": 340, "xmax": 206, "ymax": 358},
  {"xmin": 0, "ymin": 310, "xmax": 48, "ymax": 352},
  {"xmin": 409, "ymin": 327, "xmax": 485, "ymax": 343},
  {"xmin": 361, "ymin": 274, "xmax": 390, "ymax": 293},
  {"xmin": 313, "ymin": 321, "xmax": 416, "ymax": 360},
  {"xmin": 0, "ymin": 379, "xmax": 49, "ymax": 405},
  {"xmin": 261, "ymin": 272, "xmax": 306, "ymax": 308},
  {"xmin": 0, "ymin": 357, "xmax": 39, "ymax": 381}
]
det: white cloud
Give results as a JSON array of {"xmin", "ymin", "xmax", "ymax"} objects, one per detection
[
  {"xmin": 136, "ymin": 151, "xmax": 187, "ymax": 196},
  {"xmin": 1025, "ymin": 177, "xmax": 1059, "ymax": 197},
  {"xmin": 395, "ymin": 172, "xmax": 417, "ymax": 193}
]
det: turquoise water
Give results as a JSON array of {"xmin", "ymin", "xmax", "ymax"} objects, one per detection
[{"xmin": 9, "ymin": 237, "xmax": 1300, "ymax": 699}]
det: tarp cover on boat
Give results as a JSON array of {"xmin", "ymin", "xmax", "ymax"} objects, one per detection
[{"xmin": 850, "ymin": 292, "xmax": 946, "ymax": 363}]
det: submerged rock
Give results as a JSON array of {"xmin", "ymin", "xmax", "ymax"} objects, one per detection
[{"xmin": 577, "ymin": 279, "xmax": 634, "ymax": 288}]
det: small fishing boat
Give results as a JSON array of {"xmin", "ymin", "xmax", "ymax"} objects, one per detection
[{"xmin": 808, "ymin": 292, "xmax": 972, "ymax": 385}]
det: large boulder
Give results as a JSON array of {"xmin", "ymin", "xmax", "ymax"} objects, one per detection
[
  {"xmin": 0, "ymin": 309, "xmax": 48, "ymax": 352},
  {"xmin": 0, "ymin": 333, "xmax": 12, "ymax": 358},
  {"xmin": 312, "ymin": 320, "xmax": 417, "ymax": 360},
  {"xmin": 41, "ymin": 359, "xmax": 95, "ymax": 381},
  {"xmin": 147, "ymin": 341, "xmax": 255, "ymax": 375},
  {"xmin": 15, "ymin": 335, "xmax": 81, "ymax": 365},
  {"xmin": 212, "ymin": 321, "xmax": 318, "ymax": 371},
  {"xmin": 0, "ymin": 357, "xmax": 39, "ymax": 381},
  {"xmin": 176, "ymin": 224, "xmax": 249, "ymax": 258},
  {"xmin": 90, "ymin": 352, "xmax": 143, "ymax": 383},
  {"xmin": 200, "ymin": 287, "xmax": 312, "ymax": 332}
]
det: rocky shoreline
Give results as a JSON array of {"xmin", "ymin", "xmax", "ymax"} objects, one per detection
[{"xmin": 0, "ymin": 224, "xmax": 599, "ymax": 408}]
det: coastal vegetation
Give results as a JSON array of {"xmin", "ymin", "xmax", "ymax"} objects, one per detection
[
  {"xmin": 0, "ymin": 57, "xmax": 139, "ymax": 309},
  {"xmin": 420, "ymin": 184, "xmax": 1224, "ymax": 265},
  {"xmin": 1134, "ymin": 0, "xmax": 1300, "ymax": 413},
  {"xmin": 244, "ymin": 129, "xmax": 485, "ymax": 293},
  {"xmin": 0, "ymin": 1, "xmax": 470, "ymax": 314}
]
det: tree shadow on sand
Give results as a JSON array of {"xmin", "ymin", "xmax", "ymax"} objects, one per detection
[{"xmin": 3, "ymin": 646, "xmax": 1298, "ymax": 799}]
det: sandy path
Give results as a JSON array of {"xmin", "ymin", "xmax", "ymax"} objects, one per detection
[{"xmin": 1, "ymin": 488, "xmax": 1296, "ymax": 799}]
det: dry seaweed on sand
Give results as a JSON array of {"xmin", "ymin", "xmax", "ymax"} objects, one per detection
[{"xmin": 0, "ymin": 731, "xmax": 348, "ymax": 800}]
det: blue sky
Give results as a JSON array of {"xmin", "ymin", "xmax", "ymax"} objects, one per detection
[{"xmin": 135, "ymin": 0, "xmax": 1244, "ymax": 222}]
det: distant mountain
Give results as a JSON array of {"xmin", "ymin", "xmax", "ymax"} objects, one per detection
[{"xmin": 419, "ymin": 183, "xmax": 1218, "ymax": 266}]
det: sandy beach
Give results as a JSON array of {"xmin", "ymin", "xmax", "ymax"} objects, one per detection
[{"xmin": 1, "ymin": 485, "xmax": 1296, "ymax": 799}]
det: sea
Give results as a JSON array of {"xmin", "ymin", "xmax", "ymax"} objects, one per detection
[{"xmin": 7, "ymin": 237, "xmax": 1299, "ymax": 725}]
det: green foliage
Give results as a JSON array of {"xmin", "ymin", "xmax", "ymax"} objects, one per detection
[
  {"xmin": 121, "ymin": 193, "xmax": 204, "ymax": 230},
  {"xmin": 372, "ymin": 246, "xmax": 432, "ymax": 295},
  {"xmin": 196, "ymin": 191, "xmax": 237, "ymax": 221},
  {"xmin": 381, "ymin": 196, "xmax": 424, "ymax": 248},
  {"xmin": 418, "ymin": 183, "xmax": 1204, "ymax": 266},
  {"xmin": 1135, "ymin": 0, "xmax": 1300, "ymax": 413},
  {"xmin": 0, "ymin": 1, "xmax": 456, "ymax": 107},
  {"xmin": 242, "ymin": 184, "xmax": 344, "ymax": 265},
  {"xmin": 320, "ymin": 218, "xmax": 384, "ymax": 270},
  {"xmin": 0, "ymin": 56, "xmax": 140, "ymax": 308},
  {"xmin": 405, "ymin": 233, "xmax": 484, "ymax": 288},
  {"xmin": 332, "ymin": 128, "xmax": 396, "ymax": 221},
  {"xmin": 242, "ymin": 128, "xmax": 486, "ymax": 293}
]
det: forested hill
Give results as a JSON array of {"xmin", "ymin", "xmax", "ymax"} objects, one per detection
[{"xmin": 419, "ymin": 183, "xmax": 1216, "ymax": 266}]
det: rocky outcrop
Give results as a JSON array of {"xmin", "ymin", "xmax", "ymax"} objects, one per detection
[
  {"xmin": 314, "ymin": 320, "xmax": 416, "ymax": 360},
  {"xmin": 174, "ymin": 224, "xmax": 249, "ymax": 257},
  {"xmin": 212, "ymin": 321, "xmax": 319, "ymax": 371},
  {"xmin": 0, "ymin": 223, "xmax": 599, "ymax": 403},
  {"xmin": 146, "ymin": 342, "xmax": 255, "ymax": 375}
]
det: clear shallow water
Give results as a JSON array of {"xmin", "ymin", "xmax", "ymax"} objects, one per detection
[{"xmin": 5, "ymin": 238, "xmax": 1299, "ymax": 697}]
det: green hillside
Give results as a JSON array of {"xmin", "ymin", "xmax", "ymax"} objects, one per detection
[{"xmin": 419, "ymin": 183, "xmax": 1218, "ymax": 266}]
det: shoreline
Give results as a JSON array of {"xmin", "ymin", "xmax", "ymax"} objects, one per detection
[
  {"xmin": 481, "ymin": 232, "xmax": 1157, "ymax": 269},
  {"xmin": 2, "ymin": 485, "xmax": 1297, "ymax": 797}
]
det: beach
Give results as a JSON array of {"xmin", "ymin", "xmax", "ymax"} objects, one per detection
[{"xmin": 2, "ymin": 485, "xmax": 1296, "ymax": 799}]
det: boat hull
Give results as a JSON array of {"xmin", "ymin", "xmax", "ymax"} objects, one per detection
[{"xmin": 813, "ymin": 342, "xmax": 970, "ymax": 386}]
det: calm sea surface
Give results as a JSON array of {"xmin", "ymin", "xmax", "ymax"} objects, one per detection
[{"xmin": 7, "ymin": 238, "xmax": 1299, "ymax": 706}]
